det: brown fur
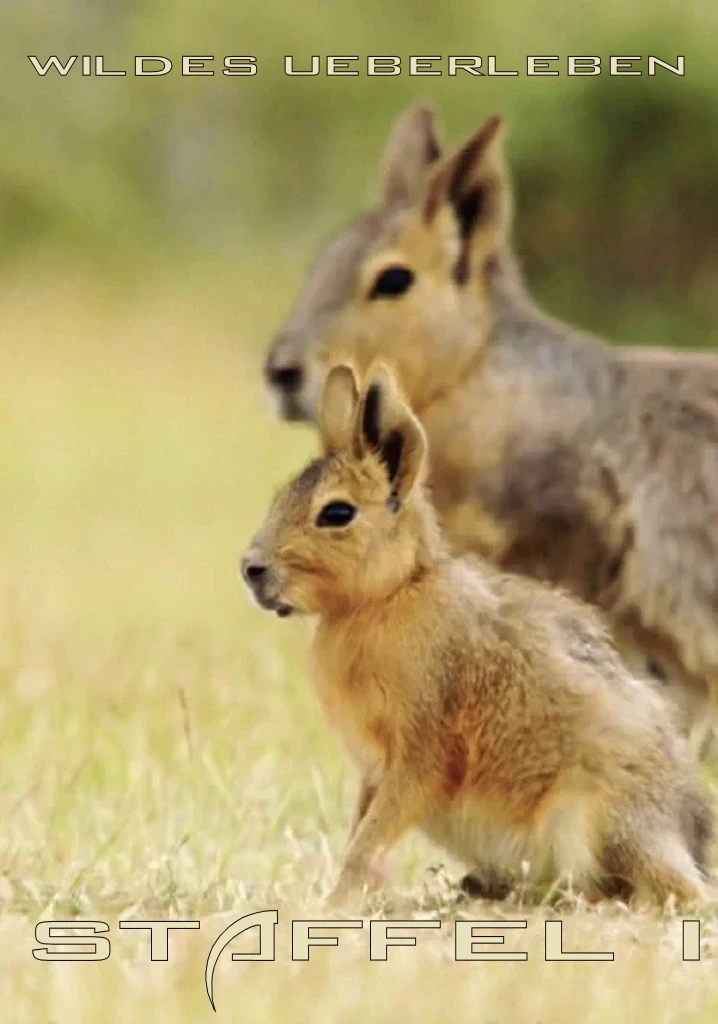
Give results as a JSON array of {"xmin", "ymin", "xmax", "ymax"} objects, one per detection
[
  {"xmin": 243, "ymin": 364, "xmax": 712, "ymax": 907},
  {"xmin": 264, "ymin": 103, "xmax": 718, "ymax": 748}
]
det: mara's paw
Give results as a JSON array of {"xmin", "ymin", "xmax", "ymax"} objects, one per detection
[{"xmin": 459, "ymin": 871, "xmax": 512, "ymax": 902}]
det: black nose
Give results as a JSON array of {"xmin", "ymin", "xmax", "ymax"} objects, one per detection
[
  {"xmin": 266, "ymin": 363, "xmax": 303, "ymax": 393},
  {"xmin": 243, "ymin": 561, "xmax": 267, "ymax": 584}
]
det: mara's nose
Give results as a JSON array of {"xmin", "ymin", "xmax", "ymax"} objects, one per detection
[
  {"xmin": 265, "ymin": 361, "xmax": 304, "ymax": 393},
  {"xmin": 241, "ymin": 558, "xmax": 268, "ymax": 585}
]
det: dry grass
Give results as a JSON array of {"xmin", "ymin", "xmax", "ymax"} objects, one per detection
[{"xmin": 2, "ymin": 267, "xmax": 718, "ymax": 1022}]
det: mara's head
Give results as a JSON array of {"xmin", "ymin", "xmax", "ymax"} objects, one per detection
[
  {"xmin": 242, "ymin": 363, "xmax": 442, "ymax": 617},
  {"xmin": 265, "ymin": 103, "xmax": 512, "ymax": 423}
]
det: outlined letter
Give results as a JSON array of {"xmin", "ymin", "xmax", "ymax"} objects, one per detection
[
  {"xmin": 182, "ymin": 56, "xmax": 214, "ymax": 76},
  {"xmin": 367, "ymin": 57, "xmax": 401, "ymax": 76},
  {"xmin": 135, "ymin": 56, "xmax": 172, "ymax": 76},
  {"xmin": 285, "ymin": 56, "xmax": 320, "ymax": 76},
  {"xmin": 568, "ymin": 56, "xmax": 601, "ymax": 75},
  {"xmin": 487, "ymin": 56, "xmax": 518, "ymax": 76},
  {"xmin": 292, "ymin": 919, "xmax": 363, "ymax": 960},
  {"xmin": 648, "ymin": 56, "xmax": 684, "ymax": 76},
  {"xmin": 119, "ymin": 920, "xmax": 200, "ymax": 960},
  {"xmin": 449, "ymin": 57, "xmax": 484, "ymax": 76},
  {"xmin": 224, "ymin": 57, "xmax": 257, "ymax": 76},
  {"xmin": 528, "ymin": 56, "xmax": 559, "ymax": 76},
  {"xmin": 410, "ymin": 56, "xmax": 441, "ymax": 76},
  {"xmin": 545, "ymin": 920, "xmax": 614, "ymax": 961},
  {"xmin": 610, "ymin": 57, "xmax": 641, "ymax": 76},
  {"xmin": 370, "ymin": 919, "xmax": 440, "ymax": 961},
  {"xmin": 683, "ymin": 920, "xmax": 701, "ymax": 961},
  {"xmin": 205, "ymin": 911, "xmax": 278, "ymax": 1012},
  {"xmin": 28, "ymin": 55, "xmax": 78, "ymax": 76},
  {"xmin": 455, "ymin": 920, "xmax": 528, "ymax": 961},
  {"xmin": 327, "ymin": 56, "xmax": 359, "ymax": 76},
  {"xmin": 33, "ymin": 921, "xmax": 110, "ymax": 962}
]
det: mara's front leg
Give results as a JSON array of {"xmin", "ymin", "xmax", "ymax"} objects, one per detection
[
  {"xmin": 342, "ymin": 776, "xmax": 391, "ymax": 892},
  {"xmin": 346, "ymin": 776, "xmax": 377, "ymax": 842},
  {"xmin": 328, "ymin": 770, "xmax": 433, "ymax": 906}
]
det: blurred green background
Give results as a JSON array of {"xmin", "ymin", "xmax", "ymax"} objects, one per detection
[{"xmin": 3, "ymin": 0, "xmax": 718, "ymax": 344}]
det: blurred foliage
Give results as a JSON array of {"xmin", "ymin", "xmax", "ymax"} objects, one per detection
[{"xmin": 1, "ymin": 0, "xmax": 718, "ymax": 343}]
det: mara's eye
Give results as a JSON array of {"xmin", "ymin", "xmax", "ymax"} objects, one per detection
[
  {"xmin": 316, "ymin": 501, "xmax": 357, "ymax": 528},
  {"xmin": 369, "ymin": 265, "xmax": 415, "ymax": 300}
]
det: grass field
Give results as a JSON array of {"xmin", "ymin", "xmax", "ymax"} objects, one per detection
[{"xmin": 3, "ymin": 266, "xmax": 718, "ymax": 1023}]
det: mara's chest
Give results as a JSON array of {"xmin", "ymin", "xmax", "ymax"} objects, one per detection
[
  {"xmin": 420, "ymin": 381, "xmax": 527, "ymax": 562},
  {"xmin": 422, "ymin": 384, "xmax": 513, "ymax": 502},
  {"xmin": 311, "ymin": 628, "xmax": 396, "ymax": 775}
]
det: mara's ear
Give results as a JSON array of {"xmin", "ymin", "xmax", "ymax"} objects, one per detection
[
  {"xmin": 319, "ymin": 364, "xmax": 359, "ymax": 455},
  {"xmin": 423, "ymin": 115, "xmax": 509, "ymax": 284},
  {"xmin": 354, "ymin": 364, "xmax": 427, "ymax": 501},
  {"xmin": 380, "ymin": 102, "xmax": 443, "ymax": 208}
]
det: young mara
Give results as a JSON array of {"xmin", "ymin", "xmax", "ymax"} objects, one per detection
[
  {"xmin": 242, "ymin": 363, "xmax": 712, "ymax": 907},
  {"xmin": 263, "ymin": 103, "xmax": 718, "ymax": 749}
]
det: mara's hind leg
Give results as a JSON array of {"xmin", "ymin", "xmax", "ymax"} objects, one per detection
[
  {"xmin": 459, "ymin": 868, "xmax": 512, "ymax": 901},
  {"xmin": 602, "ymin": 830, "xmax": 706, "ymax": 908}
]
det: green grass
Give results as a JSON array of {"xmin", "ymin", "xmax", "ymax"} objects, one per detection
[{"xmin": 2, "ymin": 268, "xmax": 718, "ymax": 1022}]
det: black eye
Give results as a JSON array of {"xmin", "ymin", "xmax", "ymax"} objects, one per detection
[
  {"xmin": 316, "ymin": 501, "xmax": 357, "ymax": 528},
  {"xmin": 369, "ymin": 265, "xmax": 415, "ymax": 299}
]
